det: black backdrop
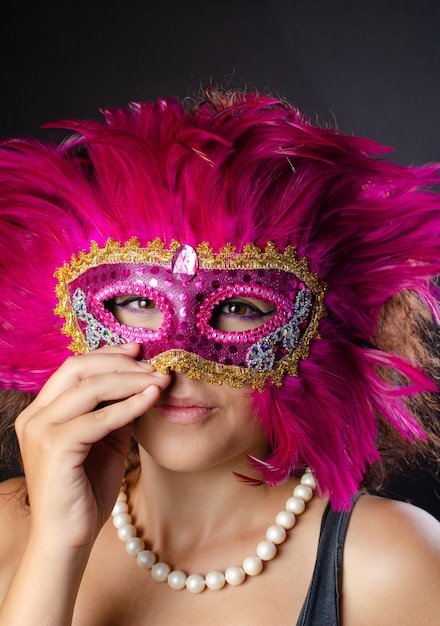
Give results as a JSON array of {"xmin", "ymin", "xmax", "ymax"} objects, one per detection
[{"xmin": 1, "ymin": 0, "xmax": 439, "ymax": 516}]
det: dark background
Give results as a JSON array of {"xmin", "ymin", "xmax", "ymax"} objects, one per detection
[{"xmin": 1, "ymin": 0, "xmax": 439, "ymax": 516}]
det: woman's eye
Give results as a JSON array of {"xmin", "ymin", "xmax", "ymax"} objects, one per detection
[
  {"xmin": 210, "ymin": 298, "xmax": 276, "ymax": 331},
  {"xmin": 114, "ymin": 296, "xmax": 156, "ymax": 311},
  {"xmin": 221, "ymin": 301, "xmax": 263, "ymax": 317},
  {"xmin": 105, "ymin": 295, "xmax": 163, "ymax": 330}
]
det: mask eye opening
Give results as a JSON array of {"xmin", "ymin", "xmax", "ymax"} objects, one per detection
[
  {"xmin": 196, "ymin": 283, "xmax": 294, "ymax": 340},
  {"xmin": 87, "ymin": 284, "xmax": 171, "ymax": 340}
]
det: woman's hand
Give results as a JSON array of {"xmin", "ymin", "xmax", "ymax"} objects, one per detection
[{"xmin": 15, "ymin": 342, "xmax": 170, "ymax": 551}]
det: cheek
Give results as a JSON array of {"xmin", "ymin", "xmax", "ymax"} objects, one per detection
[{"xmin": 221, "ymin": 389, "xmax": 268, "ymax": 447}]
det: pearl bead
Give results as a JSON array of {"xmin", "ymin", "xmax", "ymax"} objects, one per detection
[
  {"xmin": 167, "ymin": 570, "xmax": 187, "ymax": 590},
  {"xmin": 225, "ymin": 566, "xmax": 245, "ymax": 586},
  {"xmin": 301, "ymin": 472, "xmax": 316, "ymax": 490},
  {"xmin": 137, "ymin": 550, "xmax": 157, "ymax": 569},
  {"xmin": 126, "ymin": 537, "xmax": 145, "ymax": 555},
  {"xmin": 117, "ymin": 523, "xmax": 137, "ymax": 542},
  {"xmin": 117, "ymin": 491, "xmax": 127, "ymax": 502},
  {"xmin": 112, "ymin": 512, "xmax": 131, "ymax": 529},
  {"xmin": 151, "ymin": 562, "xmax": 171, "ymax": 582},
  {"xmin": 256, "ymin": 540, "xmax": 277, "ymax": 561},
  {"xmin": 205, "ymin": 571, "xmax": 226, "ymax": 590},
  {"xmin": 112, "ymin": 500, "xmax": 129, "ymax": 515},
  {"xmin": 243, "ymin": 555, "xmax": 263, "ymax": 576},
  {"xmin": 286, "ymin": 495, "xmax": 306, "ymax": 515},
  {"xmin": 293, "ymin": 484, "xmax": 313, "ymax": 502},
  {"xmin": 266, "ymin": 524, "xmax": 287, "ymax": 545},
  {"xmin": 276, "ymin": 510, "xmax": 296, "ymax": 529},
  {"xmin": 186, "ymin": 574, "xmax": 205, "ymax": 593}
]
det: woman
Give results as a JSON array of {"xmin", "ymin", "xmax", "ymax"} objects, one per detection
[{"xmin": 0, "ymin": 88, "xmax": 439, "ymax": 625}]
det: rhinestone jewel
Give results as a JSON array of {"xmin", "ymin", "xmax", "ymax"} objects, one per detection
[
  {"xmin": 112, "ymin": 469, "xmax": 316, "ymax": 593},
  {"xmin": 171, "ymin": 244, "xmax": 199, "ymax": 282}
]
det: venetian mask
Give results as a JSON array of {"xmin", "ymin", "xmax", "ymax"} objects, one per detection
[{"xmin": 55, "ymin": 238, "xmax": 327, "ymax": 390}]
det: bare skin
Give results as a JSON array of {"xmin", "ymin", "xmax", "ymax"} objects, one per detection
[{"xmin": 0, "ymin": 342, "xmax": 439, "ymax": 625}]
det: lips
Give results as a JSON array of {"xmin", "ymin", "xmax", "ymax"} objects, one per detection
[{"xmin": 155, "ymin": 396, "xmax": 215, "ymax": 424}]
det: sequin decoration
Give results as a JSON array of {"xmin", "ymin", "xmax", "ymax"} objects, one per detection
[
  {"xmin": 245, "ymin": 288, "xmax": 311, "ymax": 372},
  {"xmin": 72, "ymin": 288, "xmax": 122, "ymax": 350}
]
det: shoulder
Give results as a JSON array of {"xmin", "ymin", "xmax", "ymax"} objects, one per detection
[
  {"xmin": 0, "ymin": 478, "xmax": 30, "ymax": 601},
  {"xmin": 341, "ymin": 494, "xmax": 440, "ymax": 626}
]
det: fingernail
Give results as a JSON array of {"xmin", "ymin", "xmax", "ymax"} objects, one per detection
[{"xmin": 142, "ymin": 384, "xmax": 160, "ymax": 397}]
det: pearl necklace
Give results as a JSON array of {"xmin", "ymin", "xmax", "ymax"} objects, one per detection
[{"xmin": 112, "ymin": 469, "xmax": 316, "ymax": 594}]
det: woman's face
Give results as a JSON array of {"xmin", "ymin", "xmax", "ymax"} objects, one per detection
[{"xmin": 109, "ymin": 293, "xmax": 273, "ymax": 473}]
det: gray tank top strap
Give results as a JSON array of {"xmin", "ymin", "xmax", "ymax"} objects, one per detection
[{"xmin": 296, "ymin": 492, "xmax": 364, "ymax": 626}]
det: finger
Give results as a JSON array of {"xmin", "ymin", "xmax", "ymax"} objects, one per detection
[
  {"xmin": 36, "ymin": 370, "xmax": 169, "ymax": 424},
  {"xmin": 85, "ymin": 341, "xmax": 142, "ymax": 357},
  {"xmin": 55, "ymin": 384, "xmax": 162, "ymax": 446},
  {"xmin": 35, "ymin": 345, "xmax": 160, "ymax": 405}
]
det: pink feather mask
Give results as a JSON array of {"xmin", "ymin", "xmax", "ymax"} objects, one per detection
[{"xmin": 1, "ymin": 93, "xmax": 439, "ymax": 508}]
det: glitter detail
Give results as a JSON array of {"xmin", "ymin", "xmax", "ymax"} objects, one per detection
[
  {"xmin": 149, "ymin": 350, "xmax": 280, "ymax": 391},
  {"xmin": 54, "ymin": 238, "xmax": 328, "ymax": 390},
  {"xmin": 72, "ymin": 288, "xmax": 122, "ymax": 350},
  {"xmin": 245, "ymin": 288, "xmax": 311, "ymax": 372}
]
